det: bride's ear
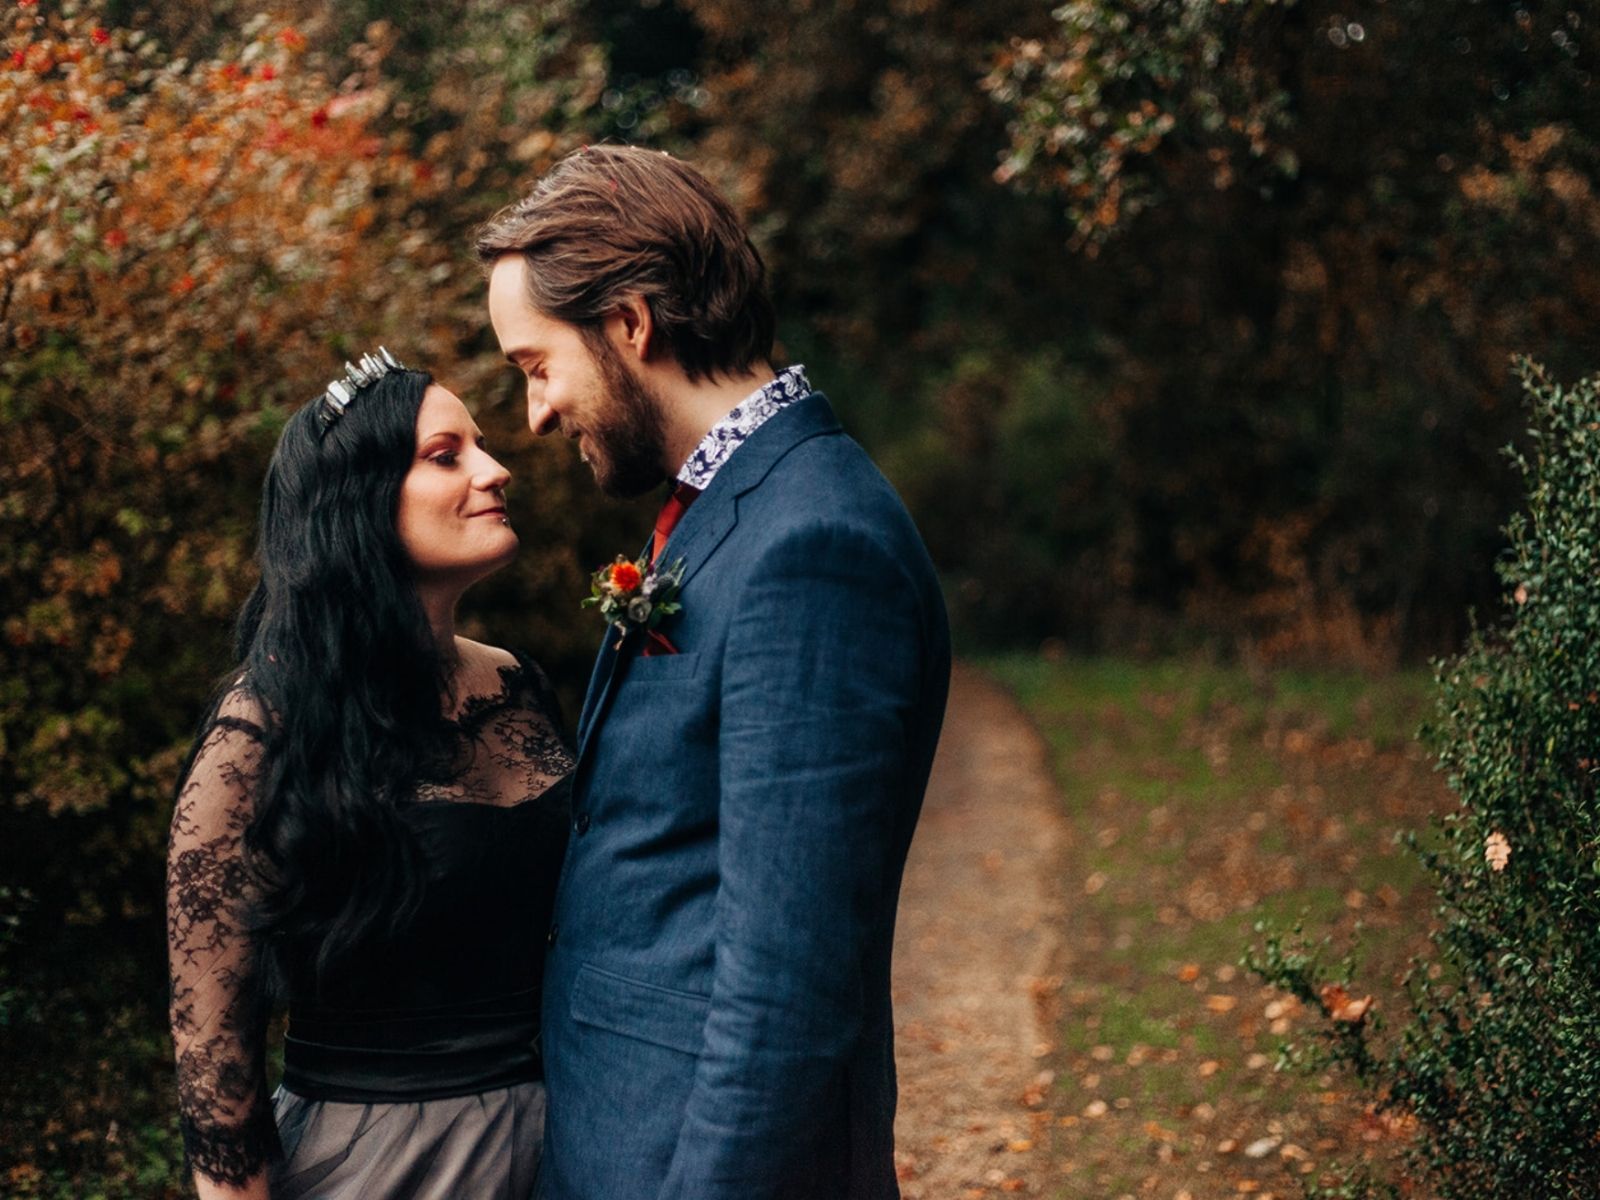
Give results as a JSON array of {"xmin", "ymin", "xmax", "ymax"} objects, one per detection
[{"xmin": 610, "ymin": 294, "xmax": 656, "ymax": 363}]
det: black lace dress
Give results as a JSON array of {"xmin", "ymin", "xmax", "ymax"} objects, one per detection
[{"xmin": 166, "ymin": 650, "xmax": 573, "ymax": 1199}]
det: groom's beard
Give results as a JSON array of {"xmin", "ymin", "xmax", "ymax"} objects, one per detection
[{"xmin": 584, "ymin": 334, "xmax": 671, "ymax": 500}]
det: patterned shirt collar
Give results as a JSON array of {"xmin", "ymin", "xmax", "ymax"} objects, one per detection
[{"xmin": 675, "ymin": 364, "xmax": 812, "ymax": 490}]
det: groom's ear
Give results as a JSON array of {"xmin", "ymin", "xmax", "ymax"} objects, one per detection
[{"xmin": 611, "ymin": 294, "xmax": 657, "ymax": 363}]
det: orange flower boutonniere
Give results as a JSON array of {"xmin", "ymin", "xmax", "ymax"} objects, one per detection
[{"xmin": 583, "ymin": 554, "xmax": 685, "ymax": 652}]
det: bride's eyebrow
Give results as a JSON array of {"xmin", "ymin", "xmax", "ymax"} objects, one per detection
[{"xmin": 418, "ymin": 429, "xmax": 462, "ymax": 451}]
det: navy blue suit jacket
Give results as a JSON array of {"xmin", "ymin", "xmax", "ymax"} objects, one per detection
[{"xmin": 537, "ymin": 393, "xmax": 951, "ymax": 1200}]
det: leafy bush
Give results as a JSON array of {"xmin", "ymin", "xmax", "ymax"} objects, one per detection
[{"xmin": 1253, "ymin": 360, "xmax": 1600, "ymax": 1196}]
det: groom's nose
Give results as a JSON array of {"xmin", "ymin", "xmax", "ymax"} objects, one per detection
[{"xmin": 527, "ymin": 394, "xmax": 559, "ymax": 437}]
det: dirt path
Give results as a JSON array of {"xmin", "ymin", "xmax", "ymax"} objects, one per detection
[{"xmin": 892, "ymin": 662, "xmax": 1069, "ymax": 1197}]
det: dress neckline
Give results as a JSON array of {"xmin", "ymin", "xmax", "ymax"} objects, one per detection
[{"xmin": 441, "ymin": 650, "xmax": 535, "ymax": 733}]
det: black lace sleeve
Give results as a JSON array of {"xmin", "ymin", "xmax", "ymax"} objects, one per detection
[{"xmin": 166, "ymin": 690, "xmax": 280, "ymax": 1187}]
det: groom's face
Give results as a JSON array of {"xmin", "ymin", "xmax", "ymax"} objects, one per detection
[{"xmin": 488, "ymin": 255, "xmax": 668, "ymax": 499}]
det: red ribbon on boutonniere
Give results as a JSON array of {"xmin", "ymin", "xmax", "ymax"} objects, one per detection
[{"xmin": 582, "ymin": 554, "xmax": 685, "ymax": 653}]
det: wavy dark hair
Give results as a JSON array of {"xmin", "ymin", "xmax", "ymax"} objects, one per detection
[{"xmin": 206, "ymin": 366, "xmax": 454, "ymax": 992}]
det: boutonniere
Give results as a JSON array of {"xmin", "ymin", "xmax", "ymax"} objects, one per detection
[{"xmin": 582, "ymin": 555, "xmax": 685, "ymax": 652}]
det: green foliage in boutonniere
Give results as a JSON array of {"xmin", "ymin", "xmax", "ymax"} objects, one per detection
[{"xmin": 582, "ymin": 555, "xmax": 685, "ymax": 649}]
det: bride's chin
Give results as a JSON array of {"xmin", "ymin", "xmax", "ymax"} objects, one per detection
[
  {"xmin": 480, "ymin": 536, "xmax": 520, "ymax": 573},
  {"xmin": 411, "ymin": 541, "xmax": 521, "ymax": 589}
]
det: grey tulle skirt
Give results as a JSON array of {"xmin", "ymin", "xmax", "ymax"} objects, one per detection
[{"xmin": 268, "ymin": 1080, "xmax": 546, "ymax": 1200}]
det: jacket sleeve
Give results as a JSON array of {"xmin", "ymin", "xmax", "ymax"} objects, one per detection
[
  {"xmin": 658, "ymin": 522, "xmax": 930, "ymax": 1199},
  {"xmin": 166, "ymin": 691, "xmax": 280, "ymax": 1189}
]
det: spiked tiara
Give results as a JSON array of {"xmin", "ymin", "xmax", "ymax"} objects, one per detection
[{"xmin": 316, "ymin": 347, "xmax": 406, "ymax": 432}]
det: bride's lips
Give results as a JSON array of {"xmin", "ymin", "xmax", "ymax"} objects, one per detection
[{"xmin": 467, "ymin": 507, "xmax": 507, "ymax": 518}]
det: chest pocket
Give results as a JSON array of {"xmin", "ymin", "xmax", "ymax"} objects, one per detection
[{"xmin": 620, "ymin": 651, "xmax": 702, "ymax": 685}]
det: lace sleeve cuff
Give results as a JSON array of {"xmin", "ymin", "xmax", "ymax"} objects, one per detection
[{"xmin": 179, "ymin": 1100, "xmax": 281, "ymax": 1187}]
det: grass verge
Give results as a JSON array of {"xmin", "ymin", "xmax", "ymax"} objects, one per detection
[{"xmin": 984, "ymin": 654, "xmax": 1449, "ymax": 1200}]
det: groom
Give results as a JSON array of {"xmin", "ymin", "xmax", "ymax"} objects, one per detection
[{"xmin": 478, "ymin": 145, "xmax": 950, "ymax": 1200}]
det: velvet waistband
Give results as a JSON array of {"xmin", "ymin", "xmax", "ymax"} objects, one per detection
[{"xmin": 282, "ymin": 988, "xmax": 542, "ymax": 1103}]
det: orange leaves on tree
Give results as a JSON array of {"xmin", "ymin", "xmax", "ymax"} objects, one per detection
[
  {"xmin": 0, "ymin": 7, "xmax": 461, "ymax": 819},
  {"xmin": 1, "ymin": 0, "xmax": 601, "ymax": 871}
]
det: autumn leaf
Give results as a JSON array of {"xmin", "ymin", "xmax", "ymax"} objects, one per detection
[{"xmin": 1318, "ymin": 984, "xmax": 1374, "ymax": 1023}]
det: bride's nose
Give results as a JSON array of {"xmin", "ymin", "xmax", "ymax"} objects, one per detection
[{"xmin": 475, "ymin": 457, "xmax": 512, "ymax": 493}]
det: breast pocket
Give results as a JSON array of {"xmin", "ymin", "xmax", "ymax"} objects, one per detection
[
  {"xmin": 569, "ymin": 963, "xmax": 710, "ymax": 1056},
  {"xmin": 621, "ymin": 650, "xmax": 701, "ymax": 685}
]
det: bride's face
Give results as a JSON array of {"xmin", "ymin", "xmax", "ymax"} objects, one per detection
[{"xmin": 395, "ymin": 385, "xmax": 518, "ymax": 584}]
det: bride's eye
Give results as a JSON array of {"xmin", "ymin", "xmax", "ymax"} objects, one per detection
[{"xmin": 430, "ymin": 451, "xmax": 458, "ymax": 467}]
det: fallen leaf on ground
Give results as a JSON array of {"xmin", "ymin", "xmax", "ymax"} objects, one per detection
[{"xmin": 1317, "ymin": 984, "xmax": 1374, "ymax": 1022}]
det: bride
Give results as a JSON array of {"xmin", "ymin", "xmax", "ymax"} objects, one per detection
[{"xmin": 166, "ymin": 350, "xmax": 571, "ymax": 1199}]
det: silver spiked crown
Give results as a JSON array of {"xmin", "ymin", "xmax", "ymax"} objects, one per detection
[{"xmin": 317, "ymin": 346, "xmax": 406, "ymax": 431}]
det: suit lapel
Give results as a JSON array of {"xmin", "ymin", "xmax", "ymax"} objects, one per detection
[
  {"xmin": 575, "ymin": 535, "xmax": 652, "ymax": 754},
  {"xmin": 574, "ymin": 632, "xmax": 620, "ymax": 752},
  {"xmin": 652, "ymin": 479, "xmax": 739, "ymax": 594},
  {"xmin": 574, "ymin": 393, "xmax": 843, "ymax": 760},
  {"xmin": 659, "ymin": 392, "xmax": 842, "ymax": 591}
]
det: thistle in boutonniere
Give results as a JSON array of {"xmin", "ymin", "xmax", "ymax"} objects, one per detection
[{"xmin": 583, "ymin": 555, "xmax": 685, "ymax": 651}]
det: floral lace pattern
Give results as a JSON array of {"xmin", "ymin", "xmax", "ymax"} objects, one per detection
[
  {"xmin": 167, "ymin": 712, "xmax": 279, "ymax": 1186},
  {"xmin": 165, "ymin": 652, "xmax": 571, "ymax": 1187},
  {"xmin": 419, "ymin": 653, "xmax": 575, "ymax": 806}
]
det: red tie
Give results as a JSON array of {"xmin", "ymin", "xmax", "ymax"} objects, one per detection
[{"xmin": 652, "ymin": 482, "xmax": 699, "ymax": 564}]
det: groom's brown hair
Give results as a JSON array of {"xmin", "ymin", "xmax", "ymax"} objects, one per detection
[{"xmin": 474, "ymin": 145, "xmax": 776, "ymax": 384}]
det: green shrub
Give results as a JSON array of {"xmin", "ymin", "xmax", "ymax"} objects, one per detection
[{"xmin": 1252, "ymin": 360, "xmax": 1600, "ymax": 1197}]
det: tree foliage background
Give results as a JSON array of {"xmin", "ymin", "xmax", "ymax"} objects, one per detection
[{"xmin": 0, "ymin": 0, "xmax": 1595, "ymax": 1193}]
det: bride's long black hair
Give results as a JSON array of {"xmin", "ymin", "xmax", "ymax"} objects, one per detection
[{"xmin": 224, "ymin": 365, "xmax": 454, "ymax": 992}]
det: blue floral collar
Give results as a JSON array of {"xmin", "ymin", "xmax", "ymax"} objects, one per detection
[{"xmin": 675, "ymin": 364, "xmax": 811, "ymax": 490}]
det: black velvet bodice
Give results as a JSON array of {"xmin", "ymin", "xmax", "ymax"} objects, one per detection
[{"xmin": 281, "ymin": 778, "xmax": 571, "ymax": 1101}]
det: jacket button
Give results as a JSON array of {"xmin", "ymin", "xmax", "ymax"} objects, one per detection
[
  {"xmin": 547, "ymin": 923, "xmax": 559, "ymax": 946},
  {"xmin": 574, "ymin": 812, "xmax": 591, "ymax": 835}
]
